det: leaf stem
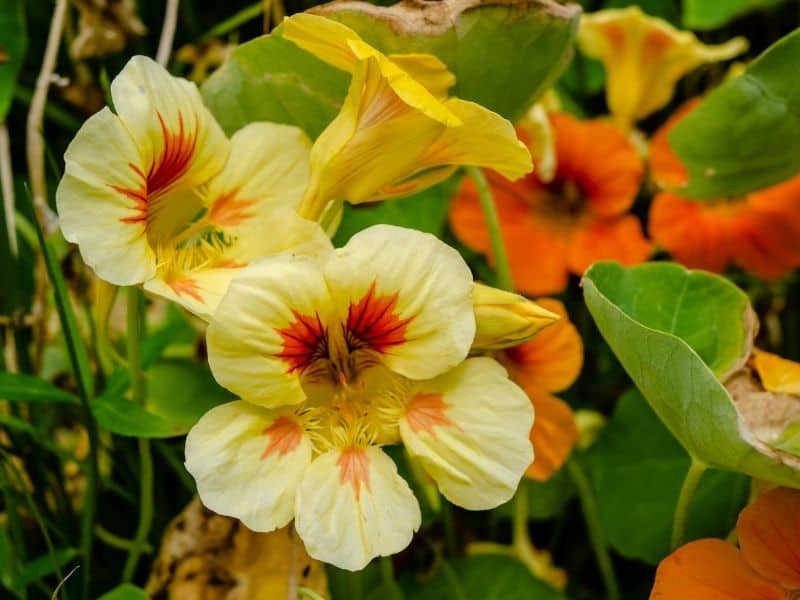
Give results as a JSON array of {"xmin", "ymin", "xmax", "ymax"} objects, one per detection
[
  {"xmin": 670, "ymin": 458, "xmax": 707, "ymax": 551},
  {"xmin": 122, "ymin": 290, "xmax": 154, "ymax": 582},
  {"xmin": 566, "ymin": 460, "xmax": 620, "ymax": 600},
  {"xmin": 380, "ymin": 556, "xmax": 401, "ymax": 600},
  {"xmin": 465, "ymin": 166, "xmax": 513, "ymax": 291}
]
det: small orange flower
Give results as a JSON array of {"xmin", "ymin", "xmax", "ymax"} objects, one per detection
[
  {"xmin": 651, "ymin": 486, "xmax": 800, "ymax": 599},
  {"xmin": 499, "ymin": 299, "xmax": 583, "ymax": 481},
  {"xmin": 450, "ymin": 113, "xmax": 651, "ymax": 296},
  {"xmin": 649, "ymin": 101, "xmax": 800, "ymax": 279}
]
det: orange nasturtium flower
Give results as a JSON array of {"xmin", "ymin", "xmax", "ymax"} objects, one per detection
[
  {"xmin": 578, "ymin": 6, "xmax": 747, "ymax": 129},
  {"xmin": 56, "ymin": 55, "xmax": 328, "ymax": 319},
  {"xmin": 281, "ymin": 14, "xmax": 532, "ymax": 221},
  {"xmin": 450, "ymin": 112, "xmax": 651, "ymax": 296},
  {"xmin": 185, "ymin": 225, "xmax": 534, "ymax": 570},
  {"xmin": 649, "ymin": 101, "xmax": 800, "ymax": 279},
  {"xmin": 499, "ymin": 299, "xmax": 582, "ymax": 481},
  {"xmin": 651, "ymin": 486, "xmax": 800, "ymax": 599}
]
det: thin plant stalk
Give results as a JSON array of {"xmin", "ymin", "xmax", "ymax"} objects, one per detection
[
  {"xmin": 156, "ymin": 0, "xmax": 180, "ymax": 67},
  {"xmin": 121, "ymin": 289, "xmax": 155, "ymax": 582},
  {"xmin": 670, "ymin": 458, "xmax": 707, "ymax": 550}
]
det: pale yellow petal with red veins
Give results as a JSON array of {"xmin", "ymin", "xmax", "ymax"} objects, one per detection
[
  {"xmin": 184, "ymin": 401, "xmax": 312, "ymax": 532},
  {"xmin": 109, "ymin": 55, "xmax": 229, "ymax": 234},
  {"xmin": 144, "ymin": 207, "xmax": 331, "ymax": 320},
  {"xmin": 294, "ymin": 446, "xmax": 421, "ymax": 571},
  {"xmin": 324, "ymin": 224, "xmax": 476, "ymax": 381},
  {"xmin": 204, "ymin": 122, "xmax": 312, "ymax": 227},
  {"xmin": 56, "ymin": 107, "xmax": 156, "ymax": 286},
  {"xmin": 399, "ymin": 357, "xmax": 534, "ymax": 510},
  {"xmin": 206, "ymin": 255, "xmax": 334, "ymax": 407}
]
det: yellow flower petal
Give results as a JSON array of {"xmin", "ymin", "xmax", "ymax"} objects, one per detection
[
  {"xmin": 57, "ymin": 107, "xmax": 156, "ymax": 285},
  {"xmin": 387, "ymin": 52, "xmax": 455, "ymax": 98},
  {"xmin": 294, "ymin": 446, "xmax": 421, "ymax": 570},
  {"xmin": 206, "ymin": 255, "xmax": 334, "ymax": 407},
  {"xmin": 110, "ymin": 55, "xmax": 228, "ymax": 199},
  {"xmin": 184, "ymin": 401, "xmax": 312, "ymax": 532},
  {"xmin": 578, "ymin": 6, "xmax": 748, "ymax": 127},
  {"xmin": 416, "ymin": 98, "xmax": 533, "ymax": 181},
  {"xmin": 324, "ymin": 224, "xmax": 475, "ymax": 380},
  {"xmin": 399, "ymin": 357, "xmax": 534, "ymax": 510},
  {"xmin": 753, "ymin": 350, "xmax": 800, "ymax": 396},
  {"xmin": 281, "ymin": 12, "xmax": 363, "ymax": 73}
]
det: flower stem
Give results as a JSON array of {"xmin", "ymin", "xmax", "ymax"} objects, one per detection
[
  {"xmin": 122, "ymin": 289, "xmax": 155, "ymax": 582},
  {"xmin": 380, "ymin": 556, "xmax": 401, "ymax": 600},
  {"xmin": 566, "ymin": 459, "xmax": 620, "ymax": 600},
  {"xmin": 465, "ymin": 166, "xmax": 513, "ymax": 292},
  {"xmin": 670, "ymin": 458, "xmax": 707, "ymax": 551}
]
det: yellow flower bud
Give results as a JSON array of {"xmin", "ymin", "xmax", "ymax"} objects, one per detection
[{"xmin": 471, "ymin": 283, "xmax": 560, "ymax": 352}]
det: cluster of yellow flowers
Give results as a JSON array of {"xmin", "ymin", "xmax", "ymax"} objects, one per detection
[{"xmin": 56, "ymin": 13, "xmax": 561, "ymax": 570}]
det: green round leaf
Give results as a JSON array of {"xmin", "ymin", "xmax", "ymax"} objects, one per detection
[
  {"xmin": 582, "ymin": 261, "xmax": 800, "ymax": 486},
  {"xmin": 669, "ymin": 28, "xmax": 800, "ymax": 199},
  {"xmin": 587, "ymin": 389, "xmax": 748, "ymax": 564}
]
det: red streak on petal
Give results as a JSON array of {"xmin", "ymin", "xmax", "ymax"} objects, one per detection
[
  {"xmin": 261, "ymin": 416, "xmax": 303, "ymax": 459},
  {"xmin": 112, "ymin": 111, "xmax": 199, "ymax": 227},
  {"xmin": 337, "ymin": 447, "xmax": 371, "ymax": 501},
  {"xmin": 405, "ymin": 392, "xmax": 457, "ymax": 437},
  {"xmin": 276, "ymin": 310, "xmax": 328, "ymax": 374},
  {"xmin": 168, "ymin": 278, "xmax": 203, "ymax": 303},
  {"xmin": 346, "ymin": 282, "xmax": 412, "ymax": 354},
  {"xmin": 208, "ymin": 188, "xmax": 257, "ymax": 227}
]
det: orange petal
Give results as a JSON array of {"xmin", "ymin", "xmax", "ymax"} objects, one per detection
[
  {"xmin": 525, "ymin": 391, "xmax": 579, "ymax": 481},
  {"xmin": 502, "ymin": 298, "xmax": 583, "ymax": 394},
  {"xmin": 650, "ymin": 539, "xmax": 785, "ymax": 600},
  {"xmin": 549, "ymin": 113, "xmax": 644, "ymax": 217},
  {"xmin": 752, "ymin": 350, "xmax": 800, "ymax": 396},
  {"xmin": 737, "ymin": 486, "xmax": 800, "ymax": 590},
  {"xmin": 649, "ymin": 99, "xmax": 700, "ymax": 188},
  {"xmin": 649, "ymin": 192, "xmax": 732, "ymax": 273},
  {"xmin": 449, "ymin": 174, "xmax": 571, "ymax": 296},
  {"xmin": 566, "ymin": 214, "xmax": 652, "ymax": 275}
]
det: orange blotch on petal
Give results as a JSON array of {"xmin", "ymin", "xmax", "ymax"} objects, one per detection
[
  {"xmin": 337, "ymin": 447, "xmax": 371, "ymax": 501},
  {"xmin": 405, "ymin": 392, "xmax": 457, "ymax": 437},
  {"xmin": 346, "ymin": 282, "xmax": 413, "ymax": 353},
  {"xmin": 261, "ymin": 416, "xmax": 303, "ymax": 459},
  {"xmin": 168, "ymin": 277, "xmax": 203, "ymax": 303},
  {"xmin": 207, "ymin": 188, "xmax": 257, "ymax": 227},
  {"xmin": 525, "ymin": 391, "xmax": 579, "ymax": 481},
  {"xmin": 502, "ymin": 298, "xmax": 583, "ymax": 395},
  {"xmin": 737, "ymin": 487, "xmax": 800, "ymax": 590},
  {"xmin": 276, "ymin": 311, "xmax": 329, "ymax": 374},
  {"xmin": 651, "ymin": 539, "xmax": 785, "ymax": 600}
]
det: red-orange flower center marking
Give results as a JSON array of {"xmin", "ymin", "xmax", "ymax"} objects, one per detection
[
  {"xmin": 113, "ymin": 111, "xmax": 199, "ymax": 227},
  {"xmin": 346, "ymin": 282, "xmax": 412, "ymax": 354},
  {"xmin": 276, "ymin": 311, "xmax": 329, "ymax": 374},
  {"xmin": 405, "ymin": 392, "xmax": 457, "ymax": 436},
  {"xmin": 207, "ymin": 188, "xmax": 256, "ymax": 227},
  {"xmin": 261, "ymin": 416, "xmax": 303, "ymax": 460},
  {"xmin": 337, "ymin": 447, "xmax": 371, "ymax": 501}
]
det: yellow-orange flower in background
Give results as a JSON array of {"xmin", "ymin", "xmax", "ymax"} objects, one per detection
[
  {"xmin": 649, "ymin": 101, "xmax": 800, "ymax": 279},
  {"xmin": 499, "ymin": 298, "xmax": 583, "ymax": 481},
  {"xmin": 578, "ymin": 6, "xmax": 747, "ymax": 129},
  {"xmin": 186, "ymin": 225, "xmax": 534, "ymax": 570},
  {"xmin": 56, "ymin": 56, "xmax": 328, "ymax": 319},
  {"xmin": 650, "ymin": 486, "xmax": 800, "ymax": 599},
  {"xmin": 450, "ymin": 112, "xmax": 651, "ymax": 297},
  {"xmin": 281, "ymin": 14, "xmax": 532, "ymax": 220},
  {"xmin": 752, "ymin": 350, "xmax": 800, "ymax": 396}
]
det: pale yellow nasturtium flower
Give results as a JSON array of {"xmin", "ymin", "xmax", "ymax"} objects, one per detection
[
  {"xmin": 56, "ymin": 55, "xmax": 328, "ymax": 319},
  {"xmin": 185, "ymin": 225, "xmax": 534, "ymax": 570},
  {"xmin": 280, "ymin": 13, "xmax": 533, "ymax": 220},
  {"xmin": 578, "ymin": 6, "xmax": 748, "ymax": 128}
]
